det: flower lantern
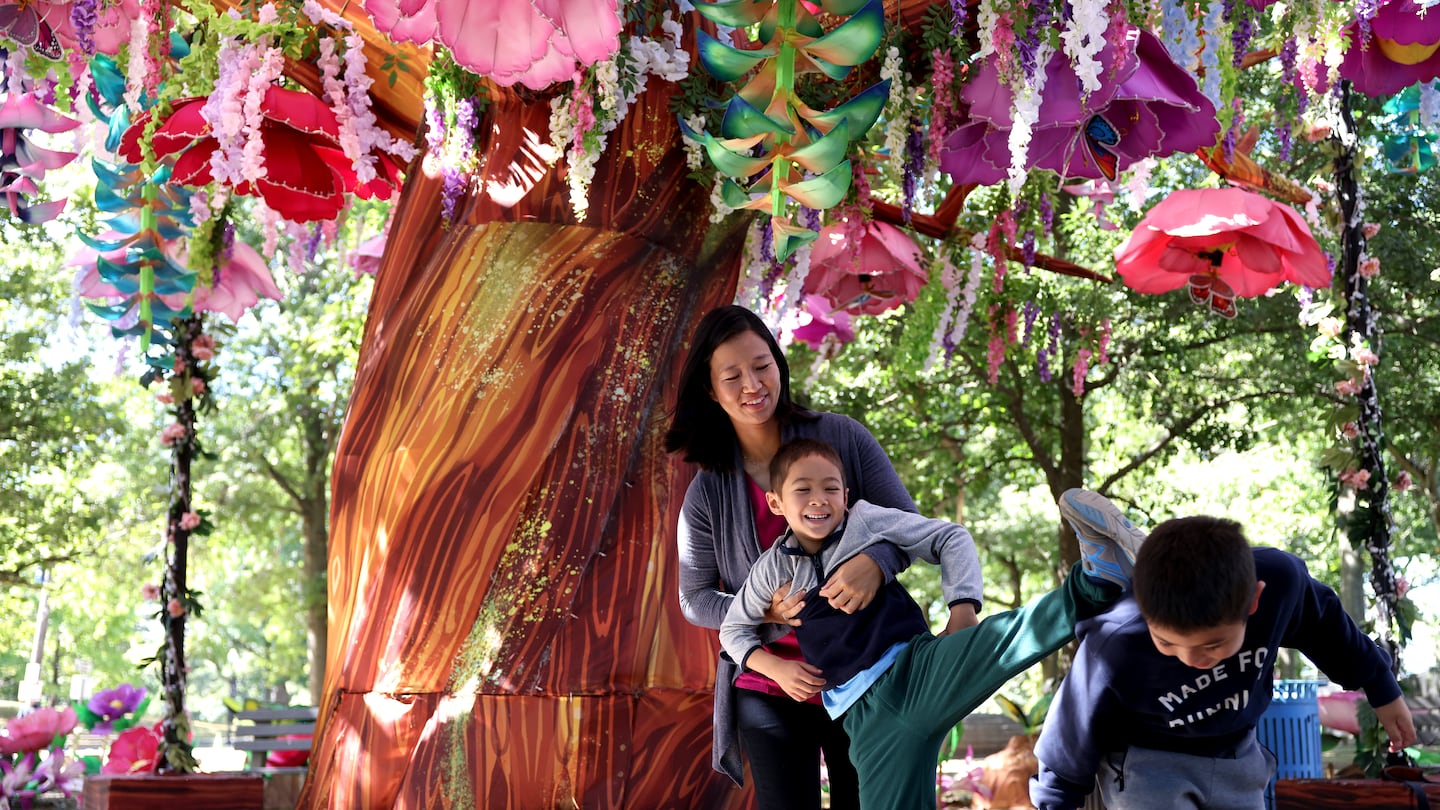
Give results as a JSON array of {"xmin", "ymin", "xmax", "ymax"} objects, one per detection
[
  {"xmin": 791, "ymin": 293, "xmax": 856, "ymax": 351},
  {"xmin": 1339, "ymin": 0, "xmax": 1440, "ymax": 97},
  {"xmin": 1, "ymin": 92, "xmax": 80, "ymax": 224},
  {"xmin": 803, "ymin": 220, "xmax": 926, "ymax": 316},
  {"xmin": 1114, "ymin": 188, "xmax": 1329, "ymax": 317},
  {"xmin": 942, "ymin": 27, "xmax": 1218, "ymax": 185}
]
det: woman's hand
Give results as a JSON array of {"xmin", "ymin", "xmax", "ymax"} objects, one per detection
[
  {"xmin": 764, "ymin": 583, "xmax": 805, "ymax": 626},
  {"xmin": 820, "ymin": 554, "xmax": 884, "ymax": 613},
  {"xmin": 749, "ymin": 649, "xmax": 826, "ymax": 702}
]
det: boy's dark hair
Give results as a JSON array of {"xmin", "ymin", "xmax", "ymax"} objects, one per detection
[
  {"xmin": 1134, "ymin": 516, "xmax": 1257, "ymax": 631},
  {"xmin": 662, "ymin": 305, "xmax": 813, "ymax": 472},
  {"xmin": 768, "ymin": 439, "xmax": 844, "ymax": 493}
]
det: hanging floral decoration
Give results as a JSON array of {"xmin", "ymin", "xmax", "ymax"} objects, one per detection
[
  {"xmin": 0, "ymin": 90, "xmax": 80, "ymax": 223},
  {"xmin": 803, "ymin": 218, "xmax": 927, "ymax": 316},
  {"xmin": 684, "ymin": 0, "xmax": 891, "ymax": 260},
  {"xmin": 1339, "ymin": 0, "xmax": 1440, "ymax": 98}
]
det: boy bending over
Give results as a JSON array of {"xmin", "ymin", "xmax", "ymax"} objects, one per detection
[
  {"xmin": 720, "ymin": 440, "xmax": 1139, "ymax": 809},
  {"xmin": 1031, "ymin": 492, "xmax": 1418, "ymax": 810}
]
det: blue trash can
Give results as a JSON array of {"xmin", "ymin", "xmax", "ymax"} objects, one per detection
[{"xmin": 1257, "ymin": 679, "xmax": 1325, "ymax": 810}]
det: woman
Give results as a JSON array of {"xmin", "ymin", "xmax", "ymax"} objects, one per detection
[{"xmin": 665, "ymin": 305, "xmax": 919, "ymax": 810}]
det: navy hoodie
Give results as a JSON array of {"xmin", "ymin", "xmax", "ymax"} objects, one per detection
[{"xmin": 1031, "ymin": 547, "xmax": 1401, "ymax": 810}]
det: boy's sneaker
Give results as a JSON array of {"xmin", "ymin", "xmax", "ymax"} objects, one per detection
[{"xmin": 1060, "ymin": 488, "xmax": 1148, "ymax": 590}]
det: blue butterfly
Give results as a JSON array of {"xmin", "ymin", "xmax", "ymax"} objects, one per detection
[{"xmin": 1084, "ymin": 115, "xmax": 1121, "ymax": 181}]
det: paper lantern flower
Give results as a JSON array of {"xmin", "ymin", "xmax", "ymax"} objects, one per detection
[
  {"xmin": 363, "ymin": 0, "xmax": 621, "ymax": 89},
  {"xmin": 942, "ymin": 27, "xmax": 1218, "ymax": 185},
  {"xmin": 791, "ymin": 294, "xmax": 856, "ymax": 350},
  {"xmin": 1, "ymin": 91, "xmax": 80, "ymax": 224},
  {"xmin": 1115, "ymin": 188, "xmax": 1329, "ymax": 318},
  {"xmin": 803, "ymin": 220, "xmax": 927, "ymax": 316},
  {"xmin": 1339, "ymin": 0, "xmax": 1440, "ymax": 98},
  {"xmin": 118, "ymin": 87, "xmax": 398, "ymax": 223}
]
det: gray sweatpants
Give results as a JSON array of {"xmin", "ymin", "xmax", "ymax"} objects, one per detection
[{"xmin": 1096, "ymin": 730, "xmax": 1278, "ymax": 810}]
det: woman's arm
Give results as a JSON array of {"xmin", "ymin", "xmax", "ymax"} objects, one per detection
[{"xmin": 676, "ymin": 479, "xmax": 735, "ymax": 630}]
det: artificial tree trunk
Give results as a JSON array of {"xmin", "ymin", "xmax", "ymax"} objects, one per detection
[{"xmin": 298, "ymin": 81, "xmax": 751, "ymax": 808}]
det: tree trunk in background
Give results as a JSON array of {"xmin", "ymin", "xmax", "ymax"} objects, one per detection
[{"xmin": 297, "ymin": 81, "xmax": 751, "ymax": 808}]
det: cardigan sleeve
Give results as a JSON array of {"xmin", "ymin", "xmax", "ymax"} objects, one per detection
[{"xmin": 676, "ymin": 477, "xmax": 735, "ymax": 630}]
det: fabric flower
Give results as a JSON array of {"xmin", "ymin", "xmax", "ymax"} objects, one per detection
[
  {"xmin": 102, "ymin": 724, "xmax": 162, "ymax": 774},
  {"xmin": 191, "ymin": 334, "xmax": 216, "ymax": 361},
  {"xmin": 0, "ymin": 92, "xmax": 81, "ymax": 224},
  {"xmin": 166, "ymin": 598, "xmax": 186, "ymax": 617},
  {"xmin": 179, "ymin": 511, "xmax": 201, "ymax": 530},
  {"xmin": 160, "ymin": 423, "xmax": 187, "ymax": 446},
  {"xmin": 141, "ymin": 583, "xmax": 161, "ymax": 600},
  {"xmin": 1395, "ymin": 471, "xmax": 1414, "ymax": 492},
  {"xmin": 1339, "ymin": 468, "xmax": 1372, "ymax": 490},
  {"xmin": 1335, "ymin": 379, "xmax": 1363, "ymax": 397},
  {"xmin": 0, "ymin": 706, "xmax": 77, "ymax": 756},
  {"xmin": 86, "ymin": 684, "xmax": 148, "ymax": 733},
  {"xmin": 1341, "ymin": 422, "xmax": 1361, "ymax": 439}
]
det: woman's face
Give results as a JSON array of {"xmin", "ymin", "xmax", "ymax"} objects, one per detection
[{"xmin": 708, "ymin": 330, "xmax": 782, "ymax": 430}]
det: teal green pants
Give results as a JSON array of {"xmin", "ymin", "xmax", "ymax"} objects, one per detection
[{"xmin": 842, "ymin": 564, "xmax": 1115, "ymax": 810}]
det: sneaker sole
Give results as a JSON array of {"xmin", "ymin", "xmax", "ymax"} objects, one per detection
[{"xmin": 1061, "ymin": 489, "xmax": 1147, "ymax": 586}]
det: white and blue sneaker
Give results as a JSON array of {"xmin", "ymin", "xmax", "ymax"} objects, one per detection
[{"xmin": 1060, "ymin": 488, "xmax": 1148, "ymax": 590}]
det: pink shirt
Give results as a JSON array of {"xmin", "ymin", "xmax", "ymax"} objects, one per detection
[{"xmin": 733, "ymin": 475, "xmax": 821, "ymax": 704}]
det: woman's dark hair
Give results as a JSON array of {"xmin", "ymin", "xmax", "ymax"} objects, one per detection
[{"xmin": 664, "ymin": 305, "xmax": 811, "ymax": 471}]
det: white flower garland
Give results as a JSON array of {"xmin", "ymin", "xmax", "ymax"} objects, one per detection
[
  {"xmin": 1007, "ymin": 44, "xmax": 1052, "ymax": 197},
  {"xmin": 1061, "ymin": 0, "xmax": 1108, "ymax": 94}
]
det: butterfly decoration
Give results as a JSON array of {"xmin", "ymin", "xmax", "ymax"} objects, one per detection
[
  {"xmin": 1084, "ymin": 114, "xmax": 1121, "ymax": 182},
  {"xmin": 0, "ymin": 0, "xmax": 64, "ymax": 60},
  {"xmin": 827, "ymin": 274, "xmax": 898, "ymax": 315},
  {"xmin": 1187, "ymin": 273, "xmax": 1237, "ymax": 319}
]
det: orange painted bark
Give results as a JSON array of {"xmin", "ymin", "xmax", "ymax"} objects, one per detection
[{"xmin": 299, "ymin": 80, "xmax": 753, "ymax": 808}]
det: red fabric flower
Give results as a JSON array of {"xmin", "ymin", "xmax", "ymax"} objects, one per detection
[
  {"xmin": 103, "ymin": 724, "xmax": 163, "ymax": 774},
  {"xmin": 0, "ymin": 706, "xmax": 77, "ymax": 756},
  {"xmin": 118, "ymin": 87, "xmax": 398, "ymax": 222}
]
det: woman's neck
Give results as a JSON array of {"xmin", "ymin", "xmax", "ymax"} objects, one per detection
[{"xmin": 735, "ymin": 422, "xmax": 781, "ymax": 466}]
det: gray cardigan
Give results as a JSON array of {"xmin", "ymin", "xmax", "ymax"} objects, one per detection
[{"xmin": 675, "ymin": 411, "xmax": 917, "ymax": 785}]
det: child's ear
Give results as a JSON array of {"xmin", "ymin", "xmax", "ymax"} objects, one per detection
[
  {"xmin": 765, "ymin": 491, "xmax": 784, "ymax": 515},
  {"xmin": 1248, "ymin": 581, "xmax": 1266, "ymax": 615}
]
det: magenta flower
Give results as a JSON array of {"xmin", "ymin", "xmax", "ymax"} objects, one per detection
[
  {"xmin": 85, "ymin": 684, "xmax": 148, "ymax": 733},
  {"xmin": 102, "ymin": 724, "xmax": 162, "ymax": 775},
  {"xmin": 0, "ymin": 706, "xmax": 77, "ymax": 756},
  {"xmin": 1339, "ymin": 0, "xmax": 1440, "ymax": 98},
  {"xmin": 0, "ymin": 92, "xmax": 81, "ymax": 224}
]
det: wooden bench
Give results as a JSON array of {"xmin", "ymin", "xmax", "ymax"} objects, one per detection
[{"xmin": 229, "ymin": 706, "xmax": 316, "ymax": 810}]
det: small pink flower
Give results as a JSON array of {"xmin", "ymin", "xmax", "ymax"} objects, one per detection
[
  {"xmin": 160, "ymin": 423, "xmax": 187, "ymax": 445},
  {"xmin": 156, "ymin": 392, "xmax": 174, "ymax": 405},
  {"xmin": 191, "ymin": 334, "xmax": 216, "ymax": 361},
  {"xmin": 1362, "ymin": 222, "xmax": 1381, "ymax": 239},
  {"xmin": 1341, "ymin": 422, "xmax": 1360, "ymax": 439},
  {"xmin": 141, "ymin": 583, "xmax": 161, "ymax": 600},
  {"xmin": 173, "ymin": 356, "xmax": 187, "ymax": 373},
  {"xmin": 179, "ymin": 511, "xmax": 201, "ymax": 531},
  {"xmin": 0, "ymin": 706, "xmax": 78, "ymax": 756},
  {"xmin": 1396, "ymin": 576, "xmax": 1410, "ymax": 598},
  {"xmin": 191, "ymin": 377, "xmax": 206, "ymax": 395},
  {"xmin": 167, "ymin": 598, "xmax": 186, "ymax": 617},
  {"xmin": 1317, "ymin": 317, "xmax": 1344, "ymax": 338},
  {"xmin": 1351, "ymin": 346, "xmax": 1379, "ymax": 367},
  {"xmin": 1334, "ymin": 379, "xmax": 1362, "ymax": 397},
  {"xmin": 1359, "ymin": 257, "xmax": 1380, "ymax": 279},
  {"xmin": 1339, "ymin": 467, "xmax": 1371, "ymax": 490},
  {"xmin": 1395, "ymin": 471, "xmax": 1413, "ymax": 493}
]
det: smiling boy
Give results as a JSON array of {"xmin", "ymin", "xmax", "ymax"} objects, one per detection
[
  {"xmin": 1031, "ymin": 497, "xmax": 1418, "ymax": 810},
  {"xmin": 720, "ymin": 440, "xmax": 1135, "ymax": 809}
]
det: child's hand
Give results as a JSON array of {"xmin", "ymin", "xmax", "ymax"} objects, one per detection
[
  {"xmin": 765, "ymin": 584, "xmax": 805, "ymax": 626},
  {"xmin": 1374, "ymin": 696, "xmax": 1419, "ymax": 752},
  {"xmin": 938, "ymin": 603, "xmax": 978, "ymax": 637},
  {"xmin": 770, "ymin": 659, "xmax": 827, "ymax": 702},
  {"xmin": 820, "ymin": 555, "xmax": 883, "ymax": 613}
]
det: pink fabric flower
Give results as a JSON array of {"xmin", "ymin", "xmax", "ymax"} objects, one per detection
[
  {"xmin": 1317, "ymin": 317, "xmax": 1344, "ymax": 338},
  {"xmin": 156, "ymin": 392, "xmax": 175, "ymax": 405},
  {"xmin": 1363, "ymin": 222, "xmax": 1382, "ymax": 239},
  {"xmin": 0, "ymin": 706, "xmax": 78, "ymax": 756},
  {"xmin": 179, "ymin": 511, "xmax": 201, "ymax": 531},
  {"xmin": 1395, "ymin": 471, "xmax": 1414, "ymax": 493},
  {"xmin": 1360, "ymin": 257, "xmax": 1380, "ymax": 279},
  {"xmin": 173, "ymin": 356, "xmax": 187, "ymax": 373},
  {"xmin": 1352, "ymin": 346, "xmax": 1379, "ymax": 367},
  {"xmin": 191, "ymin": 378, "xmax": 206, "ymax": 395},
  {"xmin": 166, "ymin": 598, "xmax": 186, "ymax": 617},
  {"xmin": 141, "ymin": 583, "xmax": 161, "ymax": 600},
  {"xmin": 1397, "ymin": 576, "xmax": 1411, "ymax": 598},
  {"xmin": 103, "ymin": 724, "xmax": 162, "ymax": 774},
  {"xmin": 160, "ymin": 423, "xmax": 187, "ymax": 446},
  {"xmin": 1339, "ymin": 468, "xmax": 1372, "ymax": 490},
  {"xmin": 1341, "ymin": 422, "xmax": 1361, "ymax": 439},
  {"xmin": 191, "ymin": 334, "xmax": 216, "ymax": 361},
  {"xmin": 1334, "ymin": 379, "xmax": 1362, "ymax": 397}
]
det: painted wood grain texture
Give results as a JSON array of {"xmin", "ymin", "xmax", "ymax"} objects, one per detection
[{"xmin": 299, "ymin": 76, "xmax": 753, "ymax": 809}]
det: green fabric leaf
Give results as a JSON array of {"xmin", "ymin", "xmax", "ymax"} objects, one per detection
[
  {"xmin": 807, "ymin": 80, "xmax": 891, "ymax": 141},
  {"xmin": 703, "ymin": 131, "xmax": 774, "ymax": 179},
  {"xmin": 787, "ymin": 119, "xmax": 850, "ymax": 174},
  {"xmin": 801, "ymin": 0, "xmax": 885, "ymax": 67},
  {"xmin": 781, "ymin": 159, "xmax": 851, "ymax": 209},
  {"xmin": 691, "ymin": 0, "xmax": 773, "ymax": 28},
  {"xmin": 697, "ymin": 30, "xmax": 775, "ymax": 83},
  {"xmin": 721, "ymin": 93, "xmax": 794, "ymax": 139}
]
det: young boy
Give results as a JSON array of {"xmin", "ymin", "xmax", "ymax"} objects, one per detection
[
  {"xmin": 1031, "ymin": 490, "xmax": 1419, "ymax": 810},
  {"xmin": 719, "ymin": 440, "xmax": 1141, "ymax": 810}
]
